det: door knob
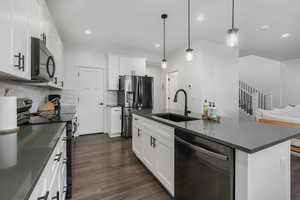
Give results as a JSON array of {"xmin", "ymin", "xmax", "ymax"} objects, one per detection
[{"xmin": 99, "ymin": 102, "xmax": 104, "ymax": 106}]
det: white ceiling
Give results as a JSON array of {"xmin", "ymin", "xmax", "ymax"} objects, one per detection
[{"xmin": 46, "ymin": 0, "xmax": 300, "ymax": 61}]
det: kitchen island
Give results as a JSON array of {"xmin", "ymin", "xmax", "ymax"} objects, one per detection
[{"xmin": 132, "ymin": 109, "xmax": 300, "ymax": 200}]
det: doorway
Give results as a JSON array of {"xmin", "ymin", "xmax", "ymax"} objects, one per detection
[
  {"xmin": 167, "ymin": 71, "xmax": 179, "ymax": 110},
  {"xmin": 77, "ymin": 67, "xmax": 105, "ymax": 135}
]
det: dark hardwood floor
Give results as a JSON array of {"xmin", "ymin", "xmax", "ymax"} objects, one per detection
[
  {"xmin": 72, "ymin": 134, "xmax": 172, "ymax": 200},
  {"xmin": 72, "ymin": 134, "xmax": 300, "ymax": 200}
]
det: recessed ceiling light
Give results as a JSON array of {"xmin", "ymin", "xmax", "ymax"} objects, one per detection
[
  {"xmin": 281, "ymin": 33, "xmax": 291, "ymax": 38},
  {"xmin": 155, "ymin": 44, "xmax": 161, "ymax": 48},
  {"xmin": 260, "ymin": 25, "xmax": 270, "ymax": 30},
  {"xmin": 84, "ymin": 29, "xmax": 92, "ymax": 35},
  {"xmin": 196, "ymin": 14, "xmax": 205, "ymax": 22}
]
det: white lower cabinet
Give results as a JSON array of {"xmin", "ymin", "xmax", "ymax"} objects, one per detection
[
  {"xmin": 132, "ymin": 114, "xmax": 174, "ymax": 196},
  {"xmin": 29, "ymin": 127, "xmax": 67, "ymax": 200},
  {"xmin": 132, "ymin": 125, "xmax": 142, "ymax": 157},
  {"xmin": 107, "ymin": 107, "xmax": 122, "ymax": 137}
]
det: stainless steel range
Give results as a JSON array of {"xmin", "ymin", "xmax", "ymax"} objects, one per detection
[{"xmin": 17, "ymin": 98, "xmax": 33, "ymax": 125}]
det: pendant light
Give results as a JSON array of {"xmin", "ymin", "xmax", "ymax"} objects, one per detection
[
  {"xmin": 185, "ymin": 0, "xmax": 193, "ymax": 62},
  {"xmin": 161, "ymin": 14, "xmax": 168, "ymax": 69},
  {"xmin": 226, "ymin": 0, "xmax": 239, "ymax": 47}
]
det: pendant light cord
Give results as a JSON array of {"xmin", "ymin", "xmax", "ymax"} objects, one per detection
[
  {"xmin": 232, "ymin": 0, "xmax": 235, "ymax": 29},
  {"xmin": 163, "ymin": 18, "xmax": 166, "ymax": 60},
  {"xmin": 188, "ymin": 0, "xmax": 191, "ymax": 49}
]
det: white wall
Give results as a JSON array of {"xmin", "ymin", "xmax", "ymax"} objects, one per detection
[
  {"xmin": 63, "ymin": 46, "xmax": 110, "ymax": 132},
  {"xmin": 167, "ymin": 40, "xmax": 239, "ymax": 117},
  {"xmin": 281, "ymin": 58, "xmax": 300, "ymax": 106},
  {"xmin": 239, "ymin": 55, "xmax": 282, "ymax": 108},
  {"xmin": 145, "ymin": 65, "xmax": 166, "ymax": 110},
  {"xmin": 63, "ymin": 45, "xmax": 161, "ymax": 133}
]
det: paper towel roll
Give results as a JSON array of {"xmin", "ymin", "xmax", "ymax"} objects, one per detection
[{"xmin": 0, "ymin": 96, "xmax": 17, "ymax": 131}]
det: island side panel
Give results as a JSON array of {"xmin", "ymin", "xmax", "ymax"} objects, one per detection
[{"xmin": 235, "ymin": 140, "xmax": 291, "ymax": 200}]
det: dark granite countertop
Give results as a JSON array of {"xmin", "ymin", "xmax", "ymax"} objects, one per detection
[
  {"xmin": 21, "ymin": 113, "xmax": 75, "ymax": 126},
  {"xmin": 106, "ymin": 105, "xmax": 121, "ymax": 108},
  {"xmin": 133, "ymin": 109, "xmax": 300, "ymax": 153},
  {"xmin": 0, "ymin": 123, "xmax": 66, "ymax": 200}
]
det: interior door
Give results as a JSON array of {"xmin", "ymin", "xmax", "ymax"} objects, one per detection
[
  {"xmin": 78, "ymin": 67, "xmax": 105, "ymax": 135},
  {"xmin": 167, "ymin": 71, "xmax": 179, "ymax": 110}
]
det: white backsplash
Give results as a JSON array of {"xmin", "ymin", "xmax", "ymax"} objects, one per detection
[
  {"xmin": 0, "ymin": 80, "xmax": 50, "ymax": 112},
  {"xmin": 0, "ymin": 81, "xmax": 77, "ymax": 113},
  {"xmin": 107, "ymin": 91, "xmax": 118, "ymax": 106}
]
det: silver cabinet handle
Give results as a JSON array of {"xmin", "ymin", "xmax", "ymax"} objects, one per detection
[
  {"xmin": 134, "ymin": 118, "xmax": 138, "ymax": 121},
  {"xmin": 14, "ymin": 52, "xmax": 21, "ymax": 69},
  {"xmin": 38, "ymin": 191, "xmax": 49, "ymax": 200},
  {"xmin": 175, "ymin": 136, "xmax": 228, "ymax": 161},
  {"xmin": 51, "ymin": 191, "xmax": 59, "ymax": 200},
  {"xmin": 152, "ymin": 137, "xmax": 156, "ymax": 148},
  {"xmin": 20, "ymin": 54, "xmax": 25, "ymax": 71},
  {"xmin": 54, "ymin": 152, "xmax": 62, "ymax": 162}
]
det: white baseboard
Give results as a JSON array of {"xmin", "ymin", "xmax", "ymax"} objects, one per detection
[{"xmin": 108, "ymin": 132, "xmax": 121, "ymax": 138}]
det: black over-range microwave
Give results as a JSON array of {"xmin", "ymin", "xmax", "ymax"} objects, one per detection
[{"xmin": 31, "ymin": 37, "xmax": 56, "ymax": 82}]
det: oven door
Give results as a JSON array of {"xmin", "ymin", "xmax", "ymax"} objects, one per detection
[{"xmin": 175, "ymin": 130, "xmax": 235, "ymax": 200}]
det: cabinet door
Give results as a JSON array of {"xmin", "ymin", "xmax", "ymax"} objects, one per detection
[
  {"xmin": 132, "ymin": 125, "xmax": 142, "ymax": 157},
  {"xmin": 141, "ymin": 129, "xmax": 155, "ymax": 171},
  {"xmin": 49, "ymin": 170, "xmax": 61, "ymax": 200},
  {"xmin": 119, "ymin": 57, "xmax": 134, "ymax": 75},
  {"xmin": 133, "ymin": 58, "xmax": 146, "ymax": 76},
  {"xmin": 12, "ymin": 0, "xmax": 30, "ymax": 79},
  {"xmin": 111, "ymin": 108, "xmax": 121, "ymax": 133},
  {"xmin": 108, "ymin": 55, "xmax": 120, "ymax": 90},
  {"xmin": 0, "ymin": 0, "xmax": 13, "ymax": 73},
  {"xmin": 154, "ymin": 138, "xmax": 174, "ymax": 195},
  {"xmin": 29, "ymin": 0, "xmax": 42, "ymax": 38}
]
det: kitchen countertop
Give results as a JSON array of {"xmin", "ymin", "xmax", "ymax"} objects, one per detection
[
  {"xmin": 106, "ymin": 105, "xmax": 121, "ymax": 108},
  {"xmin": 0, "ymin": 123, "xmax": 66, "ymax": 200},
  {"xmin": 26, "ymin": 113, "xmax": 75, "ymax": 125},
  {"xmin": 133, "ymin": 109, "xmax": 300, "ymax": 153}
]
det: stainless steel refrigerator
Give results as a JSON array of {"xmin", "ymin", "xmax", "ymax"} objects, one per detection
[{"xmin": 118, "ymin": 75, "xmax": 153, "ymax": 137}]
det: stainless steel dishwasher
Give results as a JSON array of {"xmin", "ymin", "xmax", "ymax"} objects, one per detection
[{"xmin": 175, "ymin": 129, "xmax": 235, "ymax": 200}]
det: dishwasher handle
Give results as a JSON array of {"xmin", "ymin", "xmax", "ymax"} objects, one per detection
[{"xmin": 175, "ymin": 136, "xmax": 228, "ymax": 161}]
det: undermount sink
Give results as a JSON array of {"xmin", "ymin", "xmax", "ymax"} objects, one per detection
[{"xmin": 153, "ymin": 113, "xmax": 200, "ymax": 122}]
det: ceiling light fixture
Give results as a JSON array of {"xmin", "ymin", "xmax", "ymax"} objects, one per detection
[
  {"xmin": 226, "ymin": 0, "xmax": 239, "ymax": 47},
  {"xmin": 185, "ymin": 0, "xmax": 194, "ymax": 62},
  {"xmin": 155, "ymin": 44, "xmax": 161, "ymax": 48},
  {"xmin": 260, "ymin": 25, "xmax": 270, "ymax": 30},
  {"xmin": 84, "ymin": 29, "xmax": 92, "ymax": 35},
  {"xmin": 196, "ymin": 14, "xmax": 205, "ymax": 22},
  {"xmin": 281, "ymin": 33, "xmax": 291, "ymax": 38},
  {"xmin": 161, "ymin": 14, "xmax": 168, "ymax": 69}
]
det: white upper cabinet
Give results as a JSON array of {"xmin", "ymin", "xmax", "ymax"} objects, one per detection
[
  {"xmin": 119, "ymin": 57, "xmax": 146, "ymax": 76},
  {"xmin": 108, "ymin": 55, "xmax": 120, "ymax": 90},
  {"xmin": 0, "ymin": 0, "xmax": 14, "ymax": 76},
  {"xmin": 133, "ymin": 58, "xmax": 146, "ymax": 76},
  {"xmin": 107, "ymin": 55, "xmax": 146, "ymax": 90},
  {"xmin": 0, "ymin": 0, "xmax": 31, "ymax": 80},
  {"xmin": 29, "ymin": 0, "xmax": 42, "ymax": 39},
  {"xmin": 11, "ymin": 0, "xmax": 30, "ymax": 79},
  {"xmin": 0, "ymin": 0, "xmax": 64, "ymax": 86}
]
